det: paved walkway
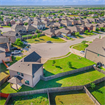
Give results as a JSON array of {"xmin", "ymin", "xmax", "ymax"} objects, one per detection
[
  {"xmin": 70, "ymin": 48, "xmax": 84, "ymax": 57},
  {"xmin": 27, "ymin": 33, "xmax": 105, "ymax": 59}
]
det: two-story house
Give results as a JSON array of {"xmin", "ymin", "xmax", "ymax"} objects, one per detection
[
  {"xmin": 8, "ymin": 51, "xmax": 43, "ymax": 89},
  {"xmin": 0, "ymin": 36, "xmax": 12, "ymax": 63}
]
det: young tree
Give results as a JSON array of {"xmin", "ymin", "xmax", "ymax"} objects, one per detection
[
  {"xmin": 96, "ymin": 28, "xmax": 99, "ymax": 31},
  {"xmin": 67, "ymin": 62, "xmax": 72, "ymax": 68},
  {"xmin": 81, "ymin": 40, "xmax": 88, "ymax": 44},
  {"xmin": 52, "ymin": 60, "xmax": 56, "ymax": 66},
  {"xmin": 90, "ymin": 83, "xmax": 96, "ymax": 89}
]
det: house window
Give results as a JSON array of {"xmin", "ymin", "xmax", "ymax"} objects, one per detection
[
  {"xmin": 21, "ymin": 73, "xmax": 24, "ymax": 77},
  {"xmin": 25, "ymin": 80, "xmax": 29, "ymax": 85},
  {"xmin": 33, "ymin": 75, "xmax": 34, "ymax": 78},
  {"xmin": 17, "ymin": 72, "xmax": 20, "ymax": 75}
]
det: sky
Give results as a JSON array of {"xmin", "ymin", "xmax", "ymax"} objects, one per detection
[{"xmin": 0, "ymin": 0, "xmax": 105, "ymax": 5}]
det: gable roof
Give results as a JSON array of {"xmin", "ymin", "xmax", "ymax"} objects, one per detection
[
  {"xmin": 86, "ymin": 37, "xmax": 105, "ymax": 56},
  {"xmin": 8, "ymin": 62, "xmax": 43, "ymax": 75},
  {"xmin": 2, "ymin": 31, "xmax": 17, "ymax": 36},
  {"xmin": 23, "ymin": 51, "xmax": 41, "ymax": 62},
  {"xmin": 0, "ymin": 36, "xmax": 9, "ymax": 43}
]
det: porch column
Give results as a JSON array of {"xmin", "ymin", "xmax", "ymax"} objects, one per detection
[{"xmin": 16, "ymin": 84, "xmax": 18, "ymax": 90}]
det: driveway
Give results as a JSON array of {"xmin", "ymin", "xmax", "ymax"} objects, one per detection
[
  {"xmin": 0, "ymin": 27, "xmax": 12, "ymax": 32},
  {"xmin": 27, "ymin": 33, "xmax": 105, "ymax": 59}
]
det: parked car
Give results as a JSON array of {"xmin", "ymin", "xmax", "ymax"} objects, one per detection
[
  {"xmin": 46, "ymin": 41, "xmax": 52, "ymax": 43},
  {"xmin": 10, "ymin": 47, "xmax": 21, "ymax": 50},
  {"xmin": 80, "ymin": 51, "xmax": 85, "ymax": 54},
  {"xmin": 0, "ymin": 27, "xmax": 3, "ymax": 28},
  {"xmin": 11, "ymin": 50, "xmax": 21, "ymax": 55}
]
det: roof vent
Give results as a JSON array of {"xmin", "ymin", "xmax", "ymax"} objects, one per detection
[{"xmin": 28, "ymin": 64, "xmax": 30, "ymax": 66}]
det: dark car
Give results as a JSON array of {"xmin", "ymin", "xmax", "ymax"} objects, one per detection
[
  {"xmin": 10, "ymin": 47, "xmax": 21, "ymax": 50},
  {"xmin": 46, "ymin": 41, "xmax": 52, "ymax": 43}
]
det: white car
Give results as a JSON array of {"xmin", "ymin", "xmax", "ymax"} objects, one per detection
[{"xmin": 11, "ymin": 50, "xmax": 21, "ymax": 55}]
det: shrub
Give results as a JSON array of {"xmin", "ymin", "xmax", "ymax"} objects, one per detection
[
  {"xmin": 37, "ymin": 33, "xmax": 40, "ymax": 38},
  {"xmin": 96, "ymin": 28, "xmax": 99, "ymax": 31},
  {"xmin": 15, "ymin": 38, "xmax": 23, "ymax": 46},
  {"xmin": 24, "ymin": 22, "xmax": 28, "ymax": 26}
]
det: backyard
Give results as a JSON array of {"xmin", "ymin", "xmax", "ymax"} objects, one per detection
[
  {"xmin": 50, "ymin": 90, "xmax": 94, "ymax": 105},
  {"xmin": 8, "ymin": 93, "xmax": 49, "ymax": 105},
  {"xmin": 88, "ymin": 81, "xmax": 105, "ymax": 105},
  {"xmin": 25, "ymin": 35, "xmax": 66, "ymax": 43},
  {"xmin": 43, "ymin": 54, "xmax": 95, "ymax": 77},
  {"xmin": 0, "ymin": 69, "xmax": 104, "ymax": 94}
]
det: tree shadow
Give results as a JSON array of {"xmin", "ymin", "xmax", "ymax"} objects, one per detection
[
  {"xmin": 35, "ymin": 39, "xmax": 39, "ymax": 42},
  {"xmin": 39, "ymin": 38, "xmax": 44, "ymax": 41},
  {"xmin": 55, "ymin": 66, "xmax": 62, "ymax": 69},
  {"xmin": 68, "ymin": 62, "xmax": 77, "ymax": 69}
]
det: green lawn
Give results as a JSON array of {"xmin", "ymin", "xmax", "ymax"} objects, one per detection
[
  {"xmin": 72, "ymin": 43, "xmax": 88, "ymax": 51},
  {"xmin": 25, "ymin": 35, "xmax": 66, "ymax": 43},
  {"xmin": 0, "ymin": 97, "xmax": 6, "ymax": 105},
  {"xmin": 12, "ymin": 44, "xmax": 26, "ymax": 49},
  {"xmin": 22, "ymin": 34, "xmax": 33, "ymax": 38},
  {"xmin": 50, "ymin": 90, "xmax": 94, "ymax": 105},
  {"xmin": 8, "ymin": 93, "xmax": 49, "ymax": 105},
  {"xmin": 88, "ymin": 81, "xmax": 105, "ymax": 105},
  {"xmin": 44, "ymin": 54, "xmax": 95, "ymax": 77},
  {"xmin": 0, "ymin": 25, "xmax": 11, "ymax": 28}
]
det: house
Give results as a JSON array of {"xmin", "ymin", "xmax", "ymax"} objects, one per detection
[
  {"xmin": 25, "ymin": 25, "xmax": 37, "ymax": 33},
  {"xmin": 10, "ymin": 20, "xmax": 15, "ymax": 26},
  {"xmin": 3, "ymin": 18, "xmax": 11, "ymax": 26},
  {"xmin": 67, "ymin": 26, "xmax": 78, "ymax": 35},
  {"xmin": 43, "ymin": 28, "xmax": 55, "ymax": 37},
  {"xmin": 55, "ymin": 28, "xmax": 71, "ymax": 37},
  {"xmin": 85, "ymin": 38, "xmax": 105, "ymax": 65},
  {"xmin": 8, "ymin": 51, "xmax": 43, "ymax": 89},
  {"xmin": 84, "ymin": 24, "xmax": 96, "ymax": 31},
  {"xmin": 32, "ymin": 21, "xmax": 45, "ymax": 30},
  {"xmin": 0, "ymin": 36, "xmax": 12, "ymax": 63},
  {"xmin": 60, "ymin": 19, "xmax": 74, "ymax": 26},
  {"xmin": 11, "ymin": 24, "xmax": 26, "ymax": 35},
  {"xmin": 2, "ymin": 31, "xmax": 21, "ymax": 43},
  {"xmin": 16, "ymin": 20, "xmax": 24, "ymax": 25},
  {"xmin": 23, "ymin": 18, "xmax": 32, "ymax": 25}
]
